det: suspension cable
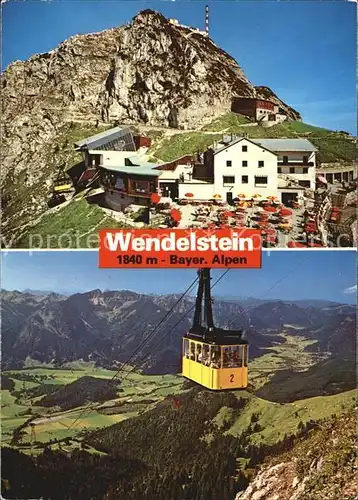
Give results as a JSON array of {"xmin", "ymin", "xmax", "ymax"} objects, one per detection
[{"xmin": 66, "ymin": 274, "xmax": 200, "ymax": 433}]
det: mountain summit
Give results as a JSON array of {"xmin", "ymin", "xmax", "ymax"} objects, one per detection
[
  {"xmin": 2, "ymin": 9, "xmax": 299, "ymax": 130},
  {"xmin": 1, "ymin": 9, "xmax": 300, "ymax": 238}
]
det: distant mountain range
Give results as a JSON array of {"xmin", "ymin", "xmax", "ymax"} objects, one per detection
[
  {"xmin": 213, "ymin": 296, "xmax": 345, "ymax": 309},
  {"xmin": 8, "ymin": 290, "xmax": 348, "ymax": 308},
  {"xmin": 1, "ymin": 289, "xmax": 355, "ymax": 372}
]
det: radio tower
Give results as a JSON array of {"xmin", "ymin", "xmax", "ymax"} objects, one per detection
[{"xmin": 205, "ymin": 5, "xmax": 209, "ymax": 36}]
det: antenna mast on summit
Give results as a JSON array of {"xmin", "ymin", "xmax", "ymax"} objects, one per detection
[{"xmin": 205, "ymin": 5, "xmax": 209, "ymax": 36}]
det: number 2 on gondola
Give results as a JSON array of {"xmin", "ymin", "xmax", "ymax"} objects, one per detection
[{"xmin": 230, "ymin": 374, "xmax": 234, "ymax": 383}]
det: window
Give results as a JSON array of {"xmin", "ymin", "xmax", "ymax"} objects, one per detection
[
  {"xmin": 223, "ymin": 176, "xmax": 235, "ymax": 184},
  {"xmin": 242, "ymin": 160, "xmax": 248, "ymax": 167},
  {"xmin": 202, "ymin": 344, "xmax": 210, "ymax": 366},
  {"xmin": 132, "ymin": 180, "xmax": 150, "ymax": 193},
  {"xmin": 289, "ymin": 167, "xmax": 295, "ymax": 174},
  {"xmin": 258, "ymin": 161, "xmax": 264, "ymax": 168},
  {"xmin": 242, "ymin": 175, "xmax": 248, "ymax": 184},
  {"xmin": 278, "ymin": 167, "xmax": 282, "ymax": 173},
  {"xmin": 222, "ymin": 346, "xmax": 243, "ymax": 368},
  {"xmin": 183, "ymin": 339, "xmax": 189, "ymax": 358},
  {"xmin": 226, "ymin": 160, "xmax": 232, "ymax": 167},
  {"xmin": 210, "ymin": 346, "xmax": 221, "ymax": 369},
  {"xmin": 303, "ymin": 167, "xmax": 308, "ymax": 174},
  {"xmin": 243, "ymin": 345, "xmax": 248, "ymax": 367},
  {"xmin": 255, "ymin": 176, "xmax": 268, "ymax": 185},
  {"xmin": 196, "ymin": 344, "xmax": 202, "ymax": 363},
  {"xmin": 283, "ymin": 156, "xmax": 289, "ymax": 163},
  {"xmin": 242, "ymin": 145, "xmax": 248, "ymax": 152}
]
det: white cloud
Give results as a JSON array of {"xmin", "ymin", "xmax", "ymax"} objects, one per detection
[{"xmin": 344, "ymin": 285, "xmax": 357, "ymax": 295}]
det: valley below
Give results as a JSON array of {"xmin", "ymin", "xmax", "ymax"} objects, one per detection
[
  {"xmin": 1, "ymin": 316, "xmax": 356, "ymax": 499},
  {"xmin": 1, "ymin": 280, "xmax": 356, "ymax": 498}
]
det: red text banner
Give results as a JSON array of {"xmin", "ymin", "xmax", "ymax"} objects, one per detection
[{"xmin": 99, "ymin": 229, "xmax": 262, "ymax": 268}]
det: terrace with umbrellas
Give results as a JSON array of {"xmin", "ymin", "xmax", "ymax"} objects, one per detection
[{"xmin": 163, "ymin": 192, "xmax": 322, "ymax": 248}]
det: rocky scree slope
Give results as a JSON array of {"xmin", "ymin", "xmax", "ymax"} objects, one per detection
[{"xmin": 1, "ymin": 9, "xmax": 299, "ymax": 243}]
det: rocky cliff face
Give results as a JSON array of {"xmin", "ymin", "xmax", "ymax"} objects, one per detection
[
  {"xmin": 1, "ymin": 9, "xmax": 300, "ymax": 242},
  {"xmin": 235, "ymin": 412, "xmax": 357, "ymax": 500}
]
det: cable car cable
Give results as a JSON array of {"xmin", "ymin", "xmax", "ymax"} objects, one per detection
[
  {"xmin": 226, "ymin": 254, "xmax": 308, "ymax": 330},
  {"xmin": 66, "ymin": 275, "xmax": 200, "ymax": 433},
  {"xmin": 144, "ymin": 270, "xmax": 231, "ymax": 365},
  {"xmin": 4, "ymin": 278, "xmax": 200, "ymax": 437},
  {"xmin": 65, "ymin": 271, "xmax": 228, "ymax": 433}
]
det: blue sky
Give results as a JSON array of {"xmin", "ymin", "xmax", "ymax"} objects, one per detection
[
  {"xmin": 2, "ymin": 1, "xmax": 356, "ymax": 133},
  {"xmin": 1, "ymin": 250, "xmax": 356, "ymax": 304}
]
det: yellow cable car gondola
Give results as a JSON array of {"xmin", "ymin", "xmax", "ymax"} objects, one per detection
[
  {"xmin": 182, "ymin": 269, "xmax": 248, "ymax": 390},
  {"xmin": 53, "ymin": 164, "xmax": 73, "ymax": 194}
]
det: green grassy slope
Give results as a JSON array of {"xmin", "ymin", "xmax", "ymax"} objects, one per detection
[
  {"xmin": 16, "ymin": 197, "xmax": 130, "ymax": 248},
  {"xmin": 225, "ymin": 389, "xmax": 355, "ymax": 445},
  {"xmin": 150, "ymin": 113, "xmax": 356, "ymax": 163},
  {"xmin": 255, "ymin": 357, "xmax": 356, "ymax": 403},
  {"xmin": 151, "ymin": 131, "xmax": 222, "ymax": 161},
  {"xmin": 2, "ymin": 123, "xmax": 113, "ymax": 236}
]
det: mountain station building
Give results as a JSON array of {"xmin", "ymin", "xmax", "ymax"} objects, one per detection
[
  {"xmin": 73, "ymin": 127, "xmax": 318, "ymax": 210},
  {"xmin": 177, "ymin": 136, "xmax": 317, "ymax": 205}
]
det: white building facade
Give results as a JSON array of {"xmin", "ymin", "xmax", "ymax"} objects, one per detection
[
  {"xmin": 212, "ymin": 137, "xmax": 279, "ymax": 203},
  {"xmin": 253, "ymin": 139, "xmax": 317, "ymax": 190},
  {"xmin": 175, "ymin": 137, "xmax": 318, "ymax": 206}
]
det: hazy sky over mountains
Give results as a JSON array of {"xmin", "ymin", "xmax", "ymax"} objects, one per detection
[{"xmin": 2, "ymin": 250, "xmax": 356, "ymax": 304}]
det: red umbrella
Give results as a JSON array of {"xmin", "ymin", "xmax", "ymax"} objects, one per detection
[
  {"xmin": 170, "ymin": 208, "xmax": 182, "ymax": 222},
  {"xmin": 280, "ymin": 208, "xmax": 292, "ymax": 216},
  {"xmin": 150, "ymin": 193, "xmax": 161, "ymax": 204},
  {"xmin": 265, "ymin": 235, "xmax": 277, "ymax": 244},
  {"xmin": 305, "ymin": 223, "xmax": 317, "ymax": 233},
  {"xmin": 264, "ymin": 205, "xmax": 277, "ymax": 213}
]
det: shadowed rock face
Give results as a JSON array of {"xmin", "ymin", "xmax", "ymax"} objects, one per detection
[{"xmin": 1, "ymin": 9, "xmax": 299, "ymax": 239}]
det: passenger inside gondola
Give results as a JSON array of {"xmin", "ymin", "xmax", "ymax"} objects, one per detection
[
  {"xmin": 202, "ymin": 345, "xmax": 210, "ymax": 366},
  {"xmin": 231, "ymin": 346, "xmax": 244, "ymax": 367},
  {"xmin": 210, "ymin": 346, "xmax": 220, "ymax": 368}
]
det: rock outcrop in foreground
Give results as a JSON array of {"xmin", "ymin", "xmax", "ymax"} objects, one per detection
[
  {"xmin": 1, "ymin": 9, "xmax": 300, "ymax": 242},
  {"xmin": 236, "ymin": 412, "xmax": 357, "ymax": 500}
]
